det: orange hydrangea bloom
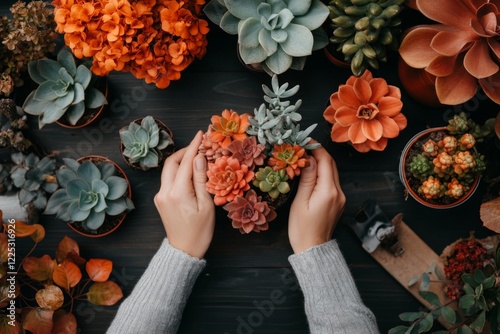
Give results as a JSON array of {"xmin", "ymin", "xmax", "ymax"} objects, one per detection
[
  {"xmin": 209, "ymin": 109, "xmax": 250, "ymax": 149},
  {"xmin": 268, "ymin": 144, "xmax": 309, "ymax": 180},
  {"xmin": 324, "ymin": 70, "xmax": 407, "ymax": 153}
]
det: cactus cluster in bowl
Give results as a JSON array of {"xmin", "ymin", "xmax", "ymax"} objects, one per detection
[
  {"xmin": 326, "ymin": 0, "xmax": 404, "ymax": 76},
  {"xmin": 198, "ymin": 75, "xmax": 319, "ymax": 234},
  {"xmin": 119, "ymin": 116, "xmax": 175, "ymax": 170}
]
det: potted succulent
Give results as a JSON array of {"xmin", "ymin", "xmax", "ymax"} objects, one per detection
[
  {"xmin": 323, "ymin": 69, "xmax": 407, "ymax": 152},
  {"xmin": 0, "ymin": 0, "xmax": 56, "ymax": 97},
  {"xmin": 119, "ymin": 116, "xmax": 175, "ymax": 171},
  {"xmin": 22, "ymin": 46, "xmax": 108, "ymax": 129},
  {"xmin": 199, "ymin": 75, "xmax": 319, "ymax": 234},
  {"xmin": 53, "ymin": 0, "xmax": 209, "ymax": 89},
  {"xmin": 324, "ymin": 0, "xmax": 404, "ymax": 76},
  {"xmin": 399, "ymin": 0, "xmax": 500, "ymax": 105},
  {"xmin": 44, "ymin": 156, "xmax": 134, "ymax": 237},
  {"xmin": 399, "ymin": 113, "xmax": 493, "ymax": 209},
  {"xmin": 203, "ymin": 0, "xmax": 330, "ymax": 75}
]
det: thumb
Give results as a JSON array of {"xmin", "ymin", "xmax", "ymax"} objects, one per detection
[
  {"xmin": 294, "ymin": 156, "xmax": 317, "ymax": 202},
  {"xmin": 193, "ymin": 153, "xmax": 210, "ymax": 201}
]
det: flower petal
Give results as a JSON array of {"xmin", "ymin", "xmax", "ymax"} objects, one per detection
[
  {"xmin": 347, "ymin": 121, "xmax": 366, "ymax": 144},
  {"xmin": 361, "ymin": 119, "xmax": 383, "ymax": 142},
  {"xmin": 426, "ymin": 55, "xmax": 458, "ymax": 77},
  {"xmin": 353, "ymin": 76, "xmax": 372, "ymax": 104},
  {"xmin": 367, "ymin": 138, "xmax": 388, "ymax": 151},
  {"xmin": 435, "ymin": 54, "xmax": 478, "ymax": 104},
  {"xmin": 378, "ymin": 116, "xmax": 400, "ymax": 138},
  {"xmin": 368, "ymin": 78, "xmax": 389, "ymax": 103},
  {"xmin": 488, "ymin": 38, "xmax": 500, "ymax": 59},
  {"xmin": 416, "ymin": 0, "xmax": 476, "ymax": 29},
  {"xmin": 400, "ymin": 26, "xmax": 441, "ymax": 69},
  {"xmin": 338, "ymin": 85, "xmax": 362, "ymax": 107},
  {"xmin": 352, "ymin": 142, "xmax": 371, "ymax": 153},
  {"xmin": 392, "ymin": 113, "xmax": 408, "ymax": 131},
  {"xmin": 377, "ymin": 96, "xmax": 403, "ymax": 117},
  {"xmin": 479, "ymin": 71, "xmax": 500, "ymax": 104},
  {"xmin": 464, "ymin": 39, "xmax": 499, "ymax": 79},
  {"xmin": 329, "ymin": 92, "xmax": 343, "ymax": 110},
  {"xmin": 330, "ymin": 123, "xmax": 349, "ymax": 142},
  {"xmin": 334, "ymin": 106, "xmax": 358, "ymax": 126},
  {"xmin": 323, "ymin": 105, "xmax": 337, "ymax": 124},
  {"xmin": 430, "ymin": 30, "xmax": 476, "ymax": 57}
]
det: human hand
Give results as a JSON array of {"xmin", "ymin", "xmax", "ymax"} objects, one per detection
[
  {"xmin": 154, "ymin": 131, "xmax": 215, "ymax": 258},
  {"xmin": 288, "ymin": 145, "xmax": 346, "ymax": 254}
]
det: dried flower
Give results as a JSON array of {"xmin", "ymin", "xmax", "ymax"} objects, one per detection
[
  {"xmin": 206, "ymin": 156, "xmax": 254, "ymax": 206},
  {"xmin": 209, "ymin": 109, "xmax": 250, "ymax": 150},
  {"xmin": 227, "ymin": 137, "xmax": 265, "ymax": 171},
  {"xmin": 268, "ymin": 143, "xmax": 309, "ymax": 180},
  {"xmin": 323, "ymin": 70, "xmax": 407, "ymax": 152},
  {"xmin": 223, "ymin": 190, "xmax": 277, "ymax": 234}
]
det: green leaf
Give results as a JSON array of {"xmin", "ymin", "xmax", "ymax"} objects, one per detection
[
  {"xmin": 469, "ymin": 310, "xmax": 486, "ymax": 333},
  {"xmin": 57, "ymin": 46, "xmax": 77, "ymax": 76},
  {"xmin": 259, "ymin": 29, "xmax": 278, "ymax": 56},
  {"xmin": 97, "ymin": 162, "xmax": 116, "ymax": 181},
  {"xmin": 399, "ymin": 311, "xmax": 426, "ymax": 322},
  {"xmin": 66, "ymin": 101, "xmax": 85, "ymax": 125},
  {"xmin": 40, "ymin": 104, "xmax": 68, "ymax": 125},
  {"xmin": 105, "ymin": 198, "xmax": 129, "ymax": 216},
  {"xmin": 77, "ymin": 161, "xmax": 101, "ymax": 184},
  {"xmin": 462, "ymin": 273, "xmax": 478, "ymax": 288},
  {"xmin": 388, "ymin": 326, "xmax": 409, "ymax": 334},
  {"xmin": 265, "ymin": 46, "xmax": 293, "ymax": 74},
  {"xmin": 419, "ymin": 272, "xmax": 430, "ymax": 291},
  {"xmin": 68, "ymin": 201, "xmax": 91, "ymax": 222},
  {"xmin": 58, "ymin": 67, "xmax": 74, "ymax": 85},
  {"xmin": 225, "ymin": 0, "xmax": 260, "ymax": 20},
  {"xmin": 281, "ymin": 24, "xmax": 313, "ymax": 57},
  {"xmin": 203, "ymin": 0, "xmax": 227, "ymax": 26},
  {"xmin": 106, "ymin": 176, "xmax": 128, "ymax": 200},
  {"xmin": 483, "ymin": 274, "xmax": 496, "ymax": 289},
  {"xmin": 219, "ymin": 11, "xmax": 239, "ymax": 34},
  {"xmin": 457, "ymin": 325, "xmax": 473, "ymax": 334},
  {"xmin": 85, "ymin": 87, "xmax": 107, "ymax": 109},
  {"xmin": 91, "ymin": 179, "xmax": 109, "ymax": 197},
  {"xmin": 459, "ymin": 294, "xmax": 475, "ymax": 309},
  {"xmin": 474, "ymin": 269, "xmax": 485, "ymax": 283},
  {"xmin": 37, "ymin": 59, "xmax": 63, "ymax": 82},
  {"xmin": 239, "ymin": 17, "xmax": 263, "ymax": 48},
  {"xmin": 44, "ymin": 189, "xmax": 71, "ymax": 215},
  {"xmin": 440, "ymin": 305, "xmax": 456, "ymax": 324},
  {"xmin": 463, "ymin": 283, "xmax": 474, "ymax": 295},
  {"xmin": 34, "ymin": 81, "xmax": 61, "ymax": 101},
  {"xmin": 417, "ymin": 313, "xmax": 433, "ymax": 333},
  {"xmin": 73, "ymin": 82, "xmax": 85, "ymax": 105},
  {"xmin": 28, "ymin": 61, "xmax": 46, "ymax": 84},
  {"xmin": 418, "ymin": 291, "xmax": 441, "ymax": 307},
  {"xmin": 75, "ymin": 64, "xmax": 91, "ymax": 89},
  {"xmin": 291, "ymin": 0, "xmax": 329, "ymax": 30},
  {"xmin": 285, "ymin": 0, "xmax": 311, "ymax": 16},
  {"xmin": 84, "ymin": 210, "xmax": 105, "ymax": 230}
]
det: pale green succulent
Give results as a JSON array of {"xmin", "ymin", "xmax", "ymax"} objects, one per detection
[
  {"xmin": 45, "ymin": 158, "xmax": 134, "ymax": 231},
  {"xmin": 247, "ymin": 74, "xmax": 320, "ymax": 151},
  {"xmin": 253, "ymin": 166, "xmax": 290, "ymax": 199},
  {"xmin": 9, "ymin": 152, "xmax": 58, "ymax": 210},
  {"xmin": 22, "ymin": 46, "xmax": 107, "ymax": 128},
  {"xmin": 327, "ymin": 0, "xmax": 404, "ymax": 76},
  {"xmin": 119, "ymin": 116, "xmax": 174, "ymax": 170},
  {"xmin": 204, "ymin": 0, "xmax": 329, "ymax": 75}
]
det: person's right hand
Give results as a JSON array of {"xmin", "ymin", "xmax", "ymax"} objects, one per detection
[{"xmin": 288, "ymin": 145, "xmax": 346, "ymax": 254}]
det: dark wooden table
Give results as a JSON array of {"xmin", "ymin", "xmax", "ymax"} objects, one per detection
[{"xmin": 3, "ymin": 1, "xmax": 499, "ymax": 333}]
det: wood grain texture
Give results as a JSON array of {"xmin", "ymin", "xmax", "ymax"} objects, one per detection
[{"xmin": 1, "ymin": 2, "xmax": 499, "ymax": 333}]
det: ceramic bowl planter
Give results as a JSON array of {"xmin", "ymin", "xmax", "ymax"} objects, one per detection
[
  {"xmin": 399, "ymin": 127, "xmax": 481, "ymax": 209},
  {"xmin": 119, "ymin": 116, "xmax": 175, "ymax": 171},
  {"xmin": 44, "ymin": 155, "xmax": 134, "ymax": 237}
]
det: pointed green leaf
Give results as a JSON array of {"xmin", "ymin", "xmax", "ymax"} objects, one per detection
[
  {"xmin": 77, "ymin": 161, "xmax": 101, "ymax": 184},
  {"xmin": 106, "ymin": 176, "xmax": 128, "ymax": 200},
  {"xmin": 469, "ymin": 310, "xmax": 485, "ymax": 333},
  {"xmin": 281, "ymin": 24, "xmax": 313, "ymax": 57},
  {"xmin": 291, "ymin": 0, "xmax": 328, "ymax": 30},
  {"xmin": 219, "ymin": 11, "xmax": 239, "ymax": 35},
  {"xmin": 34, "ymin": 81, "xmax": 61, "ymax": 102},
  {"xmin": 75, "ymin": 65, "xmax": 91, "ymax": 89},
  {"xmin": 418, "ymin": 291, "xmax": 440, "ymax": 307},
  {"xmin": 440, "ymin": 305, "xmax": 456, "ymax": 325},
  {"xmin": 57, "ymin": 47, "xmax": 77, "ymax": 76},
  {"xmin": 66, "ymin": 101, "xmax": 85, "ymax": 125},
  {"xmin": 85, "ymin": 87, "xmax": 107, "ymax": 109},
  {"xmin": 37, "ymin": 59, "xmax": 63, "ymax": 81},
  {"xmin": 225, "ymin": 0, "xmax": 260, "ymax": 19},
  {"xmin": 28, "ymin": 61, "xmax": 46, "ymax": 84},
  {"xmin": 285, "ymin": 0, "xmax": 311, "ymax": 16},
  {"xmin": 84, "ymin": 210, "xmax": 105, "ymax": 230},
  {"xmin": 265, "ymin": 46, "xmax": 293, "ymax": 74}
]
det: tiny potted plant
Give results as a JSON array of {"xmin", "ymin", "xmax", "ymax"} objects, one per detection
[
  {"xmin": 119, "ymin": 116, "xmax": 175, "ymax": 171},
  {"xmin": 399, "ymin": 113, "xmax": 493, "ymax": 209},
  {"xmin": 324, "ymin": 0, "xmax": 404, "ymax": 76},
  {"xmin": 0, "ymin": 220, "xmax": 123, "ymax": 333},
  {"xmin": 203, "ymin": 0, "xmax": 330, "ymax": 75},
  {"xmin": 22, "ymin": 46, "xmax": 108, "ymax": 129},
  {"xmin": 44, "ymin": 156, "xmax": 134, "ymax": 237},
  {"xmin": 199, "ymin": 75, "xmax": 319, "ymax": 234}
]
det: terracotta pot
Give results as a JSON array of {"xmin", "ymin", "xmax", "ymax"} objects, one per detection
[
  {"xmin": 397, "ymin": 56, "xmax": 444, "ymax": 108},
  {"xmin": 399, "ymin": 127, "xmax": 480, "ymax": 209},
  {"xmin": 120, "ymin": 118, "xmax": 175, "ymax": 171},
  {"xmin": 56, "ymin": 77, "xmax": 108, "ymax": 129},
  {"xmin": 68, "ymin": 155, "xmax": 132, "ymax": 237},
  {"xmin": 323, "ymin": 45, "xmax": 350, "ymax": 69},
  {"xmin": 405, "ymin": 0, "xmax": 419, "ymax": 10}
]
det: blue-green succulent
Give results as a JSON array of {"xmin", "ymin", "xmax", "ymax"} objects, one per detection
[
  {"xmin": 23, "ymin": 46, "xmax": 107, "ymax": 128},
  {"xmin": 204, "ymin": 0, "xmax": 329, "ymax": 75},
  {"xmin": 45, "ymin": 158, "xmax": 134, "ymax": 231}
]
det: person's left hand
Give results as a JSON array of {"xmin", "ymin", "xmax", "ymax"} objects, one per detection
[{"xmin": 154, "ymin": 131, "xmax": 215, "ymax": 258}]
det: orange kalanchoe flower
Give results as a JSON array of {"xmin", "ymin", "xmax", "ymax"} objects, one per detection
[
  {"xmin": 209, "ymin": 109, "xmax": 250, "ymax": 149},
  {"xmin": 268, "ymin": 144, "xmax": 309, "ymax": 180},
  {"xmin": 323, "ymin": 70, "xmax": 407, "ymax": 153},
  {"xmin": 206, "ymin": 156, "xmax": 254, "ymax": 206}
]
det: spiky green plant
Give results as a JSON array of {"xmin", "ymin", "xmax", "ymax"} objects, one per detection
[
  {"xmin": 247, "ymin": 74, "xmax": 320, "ymax": 152},
  {"xmin": 327, "ymin": 0, "xmax": 404, "ymax": 76},
  {"xmin": 204, "ymin": 0, "xmax": 329, "ymax": 75},
  {"xmin": 22, "ymin": 46, "xmax": 107, "ymax": 128},
  {"xmin": 45, "ymin": 158, "xmax": 134, "ymax": 231},
  {"xmin": 9, "ymin": 152, "xmax": 58, "ymax": 210},
  {"xmin": 119, "ymin": 116, "xmax": 174, "ymax": 170},
  {"xmin": 253, "ymin": 166, "xmax": 290, "ymax": 199}
]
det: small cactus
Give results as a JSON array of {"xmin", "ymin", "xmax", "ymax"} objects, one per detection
[
  {"xmin": 408, "ymin": 153, "xmax": 433, "ymax": 179},
  {"xmin": 253, "ymin": 167, "xmax": 290, "ymax": 199},
  {"xmin": 418, "ymin": 176, "xmax": 445, "ymax": 199}
]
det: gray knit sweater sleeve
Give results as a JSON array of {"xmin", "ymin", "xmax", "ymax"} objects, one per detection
[
  {"xmin": 107, "ymin": 239, "xmax": 205, "ymax": 334},
  {"xmin": 288, "ymin": 240, "xmax": 379, "ymax": 333}
]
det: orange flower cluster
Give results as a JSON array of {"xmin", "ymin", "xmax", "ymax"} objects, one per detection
[{"xmin": 52, "ymin": 0, "xmax": 209, "ymax": 88}]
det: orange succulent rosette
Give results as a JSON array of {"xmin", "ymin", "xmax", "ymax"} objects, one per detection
[
  {"xmin": 268, "ymin": 143, "xmax": 309, "ymax": 179},
  {"xmin": 323, "ymin": 70, "xmax": 407, "ymax": 153},
  {"xmin": 209, "ymin": 109, "xmax": 250, "ymax": 149}
]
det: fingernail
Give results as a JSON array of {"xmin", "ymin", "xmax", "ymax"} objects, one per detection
[
  {"xmin": 195, "ymin": 155, "xmax": 206, "ymax": 171},
  {"xmin": 305, "ymin": 158, "xmax": 314, "ymax": 170}
]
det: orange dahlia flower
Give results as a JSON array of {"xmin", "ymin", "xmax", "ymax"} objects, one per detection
[
  {"xmin": 209, "ymin": 109, "xmax": 250, "ymax": 149},
  {"xmin": 268, "ymin": 144, "xmax": 309, "ymax": 180},
  {"xmin": 323, "ymin": 70, "xmax": 407, "ymax": 153},
  {"xmin": 206, "ymin": 156, "xmax": 254, "ymax": 206}
]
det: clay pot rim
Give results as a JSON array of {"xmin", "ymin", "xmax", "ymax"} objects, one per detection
[
  {"xmin": 67, "ymin": 155, "xmax": 131, "ymax": 237},
  {"xmin": 399, "ymin": 127, "xmax": 480, "ymax": 209},
  {"xmin": 119, "ymin": 117, "xmax": 175, "ymax": 171},
  {"xmin": 56, "ymin": 77, "xmax": 108, "ymax": 129}
]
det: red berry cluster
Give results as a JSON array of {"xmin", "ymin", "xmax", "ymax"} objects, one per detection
[{"xmin": 443, "ymin": 239, "xmax": 489, "ymax": 300}]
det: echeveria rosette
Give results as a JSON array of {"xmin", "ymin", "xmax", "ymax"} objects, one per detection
[
  {"xmin": 227, "ymin": 136, "xmax": 265, "ymax": 170},
  {"xmin": 45, "ymin": 159, "xmax": 134, "ymax": 231},
  {"xmin": 268, "ymin": 143, "xmax": 310, "ymax": 179},
  {"xmin": 204, "ymin": 0, "xmax": 329, "ymax": 75},
  {"xmin": 323, "ymin": 70, "xmax": 407, "ymax": 153},
  {"xmin": 399, "ymin": 0, "xmax": 500, "ymax": 105},
  {"xmin": 253, "ymin": 166, "xmax": 290, "ymax": 199}
]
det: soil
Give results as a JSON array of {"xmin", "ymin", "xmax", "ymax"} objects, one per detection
[
  {"xmin": 70, "ymin": 156, "xmax": 130, "ymax": 236},
  {"xmin": 253, "ymin": 177, "xmax": 297, "ymax": 210}
]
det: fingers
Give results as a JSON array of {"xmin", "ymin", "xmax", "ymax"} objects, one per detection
[
  {"xmin": 192, "ymin": 153, "xmax": 210, "ymax": 204},
  {"xmin": 294, "ymin": 155, "xmax": 317, "ymax": 203},
  {"xmin": 159, "ymin": 147, "xmax": 186, "ymax": 194},
  {"xmin": 173, "ymin": 131, "xmax": 204, "ymax": 191}
]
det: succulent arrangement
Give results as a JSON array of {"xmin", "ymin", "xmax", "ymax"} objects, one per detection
[
  {"xmin": 326, "ymin": 0, "xmax": 404, "ymax": 76},
  {"xmin": 0, "ymin": 98, "xmax": 31, "ymax": 151},
  {"xmin": 45, "ymin": 158, "xmax": 134, "ymax": 234},
  {"xmin": 0, "ymin": 219, "xmax": 123, "ymax": 334},
  {"xmin": 120, "ymin": 116, "xmax": 175, "ymax": 170},
  {"xmin": 402, "ymin": 113, "xmax": 493, "ymax": 207},
  {"xmin": 23, "ymin": 46, "xmax": 107, "ymax": 128},
  {"xmin": 0, "ymin": 0, "xmax": 56, "ymax": 96},
  {"xmin": 390, "ymin": 234, "xmax": 500, "ymax": 334},
  {"xmin": 199, "ymin": 75, "xmax": 318, "ymax": 234},
  {"xmin": 204, "ymin": 0, "xmax": 330, "ymax": 75}
]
